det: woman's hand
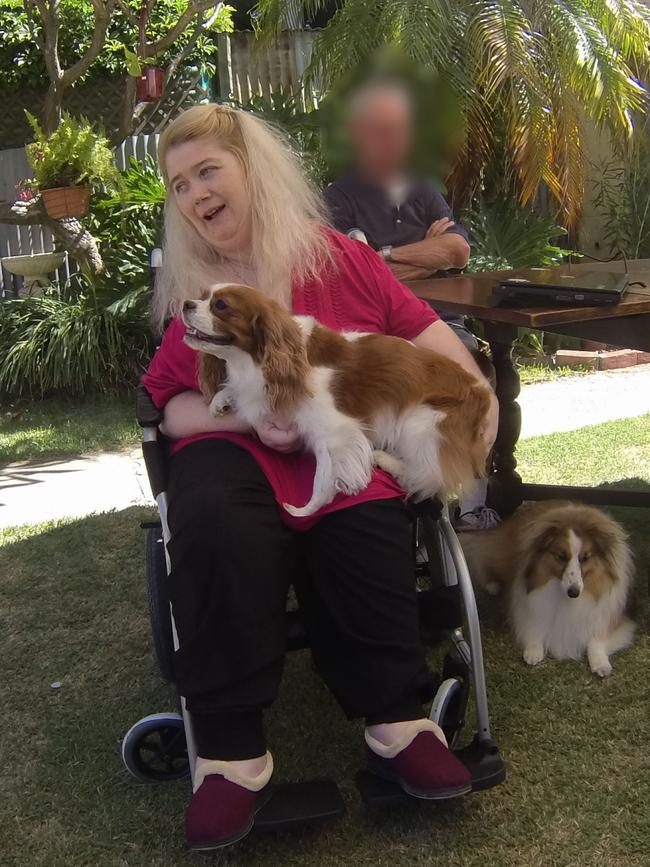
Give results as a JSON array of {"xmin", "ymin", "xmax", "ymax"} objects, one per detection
[{"xmin": 254, "ymin": 417, "xmax": 302, "ymax": 453}]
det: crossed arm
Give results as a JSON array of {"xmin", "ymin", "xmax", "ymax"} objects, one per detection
[{"xmin": 388, "ymin": 218, "xmax": 471, "ymax": 282}]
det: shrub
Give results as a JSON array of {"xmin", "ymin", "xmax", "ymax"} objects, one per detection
[
  {"xmin": 462, "ymin": 197, "xmax": 579, "ymax": 357},
  {"xmin": 0, "ymin": 158, "xmax": 163, "ymax": 398},
  {"xmin": 593, "ymin": 126, "xmax": 650, "ymax": 260},
  {"xmin": 464, "ymin": 196, "xmax": 568, "ymax": 272},
  {"xmin": 90, "ymin": 156, "xmax": 165, "ymax": 297},
  {"xmin": 0, "ymin": 288, "xmax": 152, "ymax": 399},
  {"xmin": 25, "ymin": 111, "xmax": 123, "ymax": 192}
]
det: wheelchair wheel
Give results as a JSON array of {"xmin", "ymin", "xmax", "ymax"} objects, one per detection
[
  {"xmin": 122, "ymin": 713, "xmax": 189, "ymax": 782},
  {"xmin": 430, "ymin": 678, "xmax": 465, "ymax": 749},
  {"xmin": 145, "ymin": 527, "xmax": 175, "ymax": 682}
]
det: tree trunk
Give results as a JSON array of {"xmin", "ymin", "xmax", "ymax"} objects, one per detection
[
  {"xmin": 43, "ymin": 82, "xmax": 63, "ymax": 134},
  {"xmin": 0, "ymin": 199, "xmax": 104, "ymax": 277},
  {"xmin": 111, "ymin": 74, "xmax": 140, "ymax": 146},
  {"xmin": 51, "ymin": 217, "xmax": 105, "ymax": 276}
]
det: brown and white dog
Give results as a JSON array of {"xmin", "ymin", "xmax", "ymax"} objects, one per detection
[
  {"xmin": 182, "ymin": 283, "xmax": 492, "ymax": 517},
  {"xmin": 460, "ymin": 501, "xmax": 635, "ymax": 677}
]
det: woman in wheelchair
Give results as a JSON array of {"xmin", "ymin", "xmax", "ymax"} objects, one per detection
[{"xmin": 141, "ymin": 103, "xmax": 498, "ymax": 851}]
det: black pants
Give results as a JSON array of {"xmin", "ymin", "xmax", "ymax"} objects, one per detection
[{"xmin": 166, "ymin": 439, "xmax": 432, "ymax": 760}]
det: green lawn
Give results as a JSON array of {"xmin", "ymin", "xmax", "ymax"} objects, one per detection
[
  {"xmin": 1, "ymin": 413, "xmax": 649, "ymax": 867},
  {"xmin": 517, "ymin": 363, "xmax": 591, "ymax": 385},
  {"xmin": 518, "ymin": 413, "xmax": 650, "ymax": 488},
  {"xmin": 0, "ymin": 394, "xmax": 139, "ymax": 465}
]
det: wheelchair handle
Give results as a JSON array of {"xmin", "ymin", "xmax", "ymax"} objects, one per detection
[{"xmin": 136, "ymin": 383, "xmax": 163, "ymax": 428}]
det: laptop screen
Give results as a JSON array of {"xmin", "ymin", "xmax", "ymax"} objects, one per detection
[{"xmin": 500, "ymin": 269, "xmax": 628, "ymax": 295}]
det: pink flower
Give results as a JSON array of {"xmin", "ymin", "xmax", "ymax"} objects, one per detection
[{"xmin": 15, "ymin": 180, "xmax": 37, "ymax": 202}]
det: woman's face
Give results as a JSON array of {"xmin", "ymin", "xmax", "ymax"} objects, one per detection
[{"xmin": 165, "ymin": 136, "xmax": 252, "ymax": 256}]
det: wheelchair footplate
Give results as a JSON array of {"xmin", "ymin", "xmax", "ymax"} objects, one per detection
[
  {"xmin": 355, "ymin": 736, "xmax": 506, "ymax": 806},
  {"xmin": 255, "ymin": 780, "xmax": 345, "ymax": 832}
]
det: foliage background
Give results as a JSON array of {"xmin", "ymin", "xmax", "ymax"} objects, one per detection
[
  {"xmin": 593, "ymin": 121, "xmax": 650, "ymax": 260},
  {"xmin": 256, "ymin": 2, "xmax": 650, "ymax": 225},
  {"xmin": 0, "ymin": 158, "xmax": 164, "ymax": 398},
  {"xmin": 0, "ymin": 0, "xmax": 232, "ymax": 89}
]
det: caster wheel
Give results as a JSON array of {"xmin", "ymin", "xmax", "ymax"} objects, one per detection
[
  {"xmin": 430, "ymin": 677, "xmax": 465, "ymax": 749},
  {"xmin": 122, "ymin": 713, "xmax": 189, "ymax": 782}
]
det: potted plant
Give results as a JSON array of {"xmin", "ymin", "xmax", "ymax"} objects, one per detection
[{"xmin": 24, "ymin": 111, "xmax": 123, "ymax": 219}]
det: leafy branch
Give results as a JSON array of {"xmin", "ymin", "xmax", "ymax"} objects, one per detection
[{"xmin": 18, "ymin": 1, "xmax": 233, "ymax": 137}]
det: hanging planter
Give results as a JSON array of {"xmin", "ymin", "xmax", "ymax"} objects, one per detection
[
  {"xmin": 136, "ymin": 65, "xmax": 165, "ymax": 102},
  {"xmin": 41, "ymin": 185, "xmax": 91, "ymax": 219},
  {"xmin": 127, "ymin": 2, "xmax": 166, "ymax": 105},
  {"xmin": 24, "ymin": 111, "xmax": 123, "ymax": 222}
]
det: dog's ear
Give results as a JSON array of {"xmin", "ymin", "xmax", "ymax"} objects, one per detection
[
  {"xmin": 521, "ymin": 524, "xmax": 560, "ymax": 585},
  {"xmin": 252, "ymin": 309, "xmax": 312, "ymax": 415},
  {"xmin": 586, "ymin": 517, "xmax": 630, "ymax": 577},
  {"xmin": 424, "ymin": 357, "xmax": 485, "ymax": 411},
  {"xmin": 198, "ymin": 354, "xmax": 226, "ymax": 401},
  {"xmin": 535, "ymin": 526, "xmax": 560, "ymax": 554}
]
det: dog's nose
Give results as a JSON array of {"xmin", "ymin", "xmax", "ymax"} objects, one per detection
[
  {"xmin": 183, "ymin": 300, "xmax": 196, "ymax": 311},
  {"xmin": 567, "ymin": 585, "xmax": 581, "ymax": 598}
]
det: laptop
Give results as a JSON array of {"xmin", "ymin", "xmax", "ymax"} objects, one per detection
[{"xmin": 493, "ymin": 269, "xmax": 629, "ymax": 306}]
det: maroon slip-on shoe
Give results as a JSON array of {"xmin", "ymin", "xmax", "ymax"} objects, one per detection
[
  {"xmin": 366, "ymin": 723, "xmax": 472, "ymax": 801},
  {"xmin": 185, "ymin": 773, "xmax": 273, "ymax": 851}
]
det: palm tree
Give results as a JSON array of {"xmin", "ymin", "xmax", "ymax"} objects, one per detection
[{"xmin": 256, "ymin": 0, "xmax": 650, "ymax": 224}]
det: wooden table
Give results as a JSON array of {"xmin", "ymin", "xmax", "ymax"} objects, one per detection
[{"xmin": 409, "ymin": 262, "xmax": 650, "ymax": 516}]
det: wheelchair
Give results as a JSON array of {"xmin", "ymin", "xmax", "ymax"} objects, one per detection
[{"xmin": 121, "ymin": 381, "xmax": 506, "ymax": 834}]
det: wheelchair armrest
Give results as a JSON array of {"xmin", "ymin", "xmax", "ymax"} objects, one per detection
[{"xmin": 136, "ymin": 383, "xmax": 163, "ymax": 428}]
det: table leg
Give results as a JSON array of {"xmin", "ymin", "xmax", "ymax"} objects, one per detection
[{"xmin": 484, "ymin": 323, "xmax": 523, "ymax": 517}]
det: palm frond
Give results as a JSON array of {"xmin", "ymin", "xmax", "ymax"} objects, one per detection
[
  {"xmin": 463, "ymin": 2, "xmax": 553, "ymax": 208},
  {"xmin": 253, "ymin": 0, "xmax": 331, "ymax": 39},
  {"xmin": 540, "ymin": 0, "xmax": 646, "ymax": 133},
  {"xmin": 586, "ymin": 0, "xmax": 650, "ymax": 80},
  {"xmin": 253, "ymin": 0, "xmax": 650, "ymax": 224},
  {"xmin": 304, "ymin": 1, "xmax": 397, "ymax": 90}
]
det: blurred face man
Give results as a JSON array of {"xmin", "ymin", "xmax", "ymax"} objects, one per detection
[{"xmin": 347, "ymin": 84, "xmax": 414, "ymax": 187}]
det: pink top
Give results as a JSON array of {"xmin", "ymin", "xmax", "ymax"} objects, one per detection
[{"xmin": 142, "ymin": 229, "xmax": 439, "ymax": 530}]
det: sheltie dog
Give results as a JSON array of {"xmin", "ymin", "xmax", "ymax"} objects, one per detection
[{"xmin": 460, "ymin": 501, "xmax": 635, "ymax": 676}]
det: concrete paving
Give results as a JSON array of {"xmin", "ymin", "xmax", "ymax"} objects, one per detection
[
  {"xmin": 1, "ymin": 364, "xmax": 650, "ymax": 529},
  {"xmin": 518, "ymin": 363, "xmax": 650, "ymax": 439},
  {"xmin": 0, "ymin": 449, "xmax": 151, "ymax": 530}
]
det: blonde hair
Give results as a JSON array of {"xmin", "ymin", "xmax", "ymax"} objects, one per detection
[{"xmin": 154, "ymin": 103, "xmax": 332, "ymax": 330}]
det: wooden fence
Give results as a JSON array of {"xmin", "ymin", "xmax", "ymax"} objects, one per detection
[{"xmin": 216, "ymin": 29, "xmax": 319, "ymax": 107}]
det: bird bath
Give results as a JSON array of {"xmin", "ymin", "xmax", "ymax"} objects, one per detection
[{"xmin": 2, "ymin": 251, "xmax": 65, "ymax": 296}]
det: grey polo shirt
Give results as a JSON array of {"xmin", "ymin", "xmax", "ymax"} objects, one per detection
[
  {"xmin": 324, "ymin": 174, "xmax": 469, "ymax": 251},
  {"xmin": 324, "ymin": 174, "xmax": 469, "ymax": 324}
]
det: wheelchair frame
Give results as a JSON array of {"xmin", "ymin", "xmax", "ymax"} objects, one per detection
[{"xmin": 122, "ymin": 379, "xmax": 505, "ymax": 828}]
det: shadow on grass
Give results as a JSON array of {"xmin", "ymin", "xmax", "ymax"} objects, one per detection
[
  {"xmin": 595, "ymin": 477, "xmax": 650, "ymax": 492},
  {"xmin": 0, "ymin": 507, "xmax": 648, "ymax": 867},
  {"xmin": 0, "ymin": 394, "xmax": 139, "ymax": 467}
]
